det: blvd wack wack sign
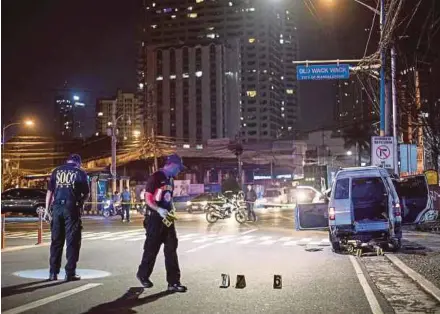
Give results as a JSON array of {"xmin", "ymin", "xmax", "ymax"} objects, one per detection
[
  {"xmin": 296, "ymin": 64, "xmax": 350, "ymax": 80},
  {"xmin": 371, "ymin": 136, "xmax": 394, "ymax": 169}
]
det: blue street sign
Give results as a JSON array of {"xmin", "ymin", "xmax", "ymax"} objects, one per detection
[{"xmin": 296, "ymin": 64, "xmax": 350, "ymax": 80}]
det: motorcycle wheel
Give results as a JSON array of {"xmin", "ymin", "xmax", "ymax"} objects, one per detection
[
  {"xmin": 235, "ymin": 211, "xmax": 247, "ymax": 224},
  {"xmin": 103, "ymin": 210, "xmax": 110, "ymax": 218},
  {"xmin": 206, "ymin": 210, "xmax": 219, "ymax": 223}
]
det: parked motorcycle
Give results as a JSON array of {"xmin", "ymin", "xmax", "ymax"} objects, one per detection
[
  {"xmin": 102, "ymin": 199, "xmax": 122, "ymax": 218},
  {"xmin": 205, "ymin": 193, "xmax": 247, "ymax": 224}
]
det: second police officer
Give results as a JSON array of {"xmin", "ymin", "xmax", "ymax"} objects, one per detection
[
  {"xmin": 45, "ymin": 154, "xmax": 90, "ymax": 281},
  {"xmin": 136, "ymin": 154, "xmax": 187, "ymax": 292}
]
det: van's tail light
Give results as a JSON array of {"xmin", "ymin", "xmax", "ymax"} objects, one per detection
[
  {"xmin": 393, "ymin": 202, "xmax": 401, "ymax": 217},
  {"xmin": 329, "ymin": 207, "xmax": 336, "ymax": 220}
]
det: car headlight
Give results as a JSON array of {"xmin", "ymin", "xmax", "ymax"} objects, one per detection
[{"xmin": 186, "ymin": 201, "xmax": 191, "ymax": 206}]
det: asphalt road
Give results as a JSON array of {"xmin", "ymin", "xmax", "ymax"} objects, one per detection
[{"xmin": 2, "ymin": 209, "xmax": 440, "ymax": 314}]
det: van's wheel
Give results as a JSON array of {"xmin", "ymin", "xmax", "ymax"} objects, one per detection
[
  {"xmin": 329, "ymin": 233, "xmax": 342, "ymax": 253},
  {"xmin": 389, "ymin": 238, "xmax": 402, "ymax": 252}
]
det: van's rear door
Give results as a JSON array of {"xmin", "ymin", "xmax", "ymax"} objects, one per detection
[
  {"xmin": 393, "ymin": 175, "xmax": 430, "ymax": 224},
  {"xmin": 331, "ymin": 178, "xmax": 352, "ymax": 225}
]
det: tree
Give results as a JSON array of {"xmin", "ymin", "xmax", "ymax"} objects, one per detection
[{"xmin": 341, "ymin": 123, "xmax": 374, "ymax": 165}]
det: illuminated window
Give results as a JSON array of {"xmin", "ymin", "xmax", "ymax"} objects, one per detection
[
  {"xmin": 248, "ymin": 38, "xmax": 255, "ymax": 43},
  {"xmin": 249, "ymin": 7, "xmax": 255, "ymax": 11},
  {"xmin": 196, "ymin": 0, "xmax": 204, "ymax": 3},
  {"xmin": 247, "ymin": 90, "xmax": 257, "ymax": 97},
  {"xmin": 171, "ymin": 15, "xmax": 176, "ymax": 19},
  {"xmin": 207, "ymin": 33, "xmax": 215, "ymax": 39},
  {"xmin": 139, "ymin": 83, "xmax": 144, "ymax": 89},
  {"xmin": 196, "ymin": 71, "xmax": 202, "ymax": 77},
  {"xmin": 183, "ymin": 144, "xmax": 190, "ymax": 148},
  {"xmin": 280, "ymin": 39, "xmax": 284, "ymax": 44},
  {"xmin": 187, "ymin": 6, "xmax": 193, "ymax": 10},
  {"xmin": 286, "ymin": 89, "xmax": 294, "ymax": 94},
  {"xmin": 281, "ymin": 107, "xmax": 285, "ymax": 111},
  {"xmin": 163, "ymin": 8, "xmax": 172, "ymax": 13},
  {"xmin": 156, "ymin": 76, "xmax": 163, "ymax": 81},
  {"xmin": 183, "ymin": 73, "xmax": 189, "ymax": 78},
  {"xmin": 152, "ymin": 2, "xmax": 156, "ymax": 7},
  {"xmin": 229, "ymin": 2, "xmax": 233, "ymax": 6},
  {"xmin": 188, "ymin": 13, "xmax": 198, "ymax": 18},
  {"xmin": 170, "ymin": 74, "xmax": 176, "ymax": 79},
  {"xmin": 151, "ymin": 24, "xmax": 157, "ymax": 29}
]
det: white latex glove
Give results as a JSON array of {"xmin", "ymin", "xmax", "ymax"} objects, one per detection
[
  {"xmin": 157, "ymin": 208, "xmax": 169, "ymax": 219},
  {"xmin": 43, "ymin": 210, "xmax": 52, "ymax": 223}
]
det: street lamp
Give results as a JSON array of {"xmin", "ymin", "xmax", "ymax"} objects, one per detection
[{"xmin": 2, "ymin": 119, "xmax": 35, "ymax": 144}]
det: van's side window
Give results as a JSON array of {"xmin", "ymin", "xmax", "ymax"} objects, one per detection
[{"xmin": 334, "ymin": 178, "xmax": 349, "ymax": 199}]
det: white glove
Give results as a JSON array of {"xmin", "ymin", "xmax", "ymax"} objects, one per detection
[{"xmin": 157, "ymin": 208, "xmax": 169, "ymax": 219}]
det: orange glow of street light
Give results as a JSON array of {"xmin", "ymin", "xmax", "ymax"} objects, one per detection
[{"xmin": 24, "ymin": 120, "xmax": 34, "ymax": 127}]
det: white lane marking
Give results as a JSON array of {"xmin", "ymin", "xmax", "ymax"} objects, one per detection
[
  {"xmin": 349, "ymin": 256, "xmax": 384, "ymax": 314},
  {"xmin": 88, "ymin": 229, "xmax": 144, "ymax": 240},
  {"xmin": 214, "ymin": 235, "xmax": 236, "ymax": 244},
  {"xmin": 240, "ymin": 229, "xmax": 257, "ymax": 235},
  {"xmin": 298, "ymin": 238, "xmax": 312, "ymax": 243},
  {"xmin": 179, "ymin": 233, "xmax": 199, "ymax": 238},
  {"xmin": 3, "ymin": 283, "xmax": 102, "ymax": 314},
  {"xmin": 237, "ymin": 236, "xmax": 256, "ymax": 245},
  {"xmin": 260, "ymin": 238, "xmax": 277, "ymax": 245},
  {"xmin": 186, "ymin": 243, "xmax": 213, "ymax": 253},
  {"xmin": 192, "ymin": 235, "xmax": 217, "ymax": 243},
  {"xmin": 126, "ymin": 236, "xmax": 146, "ymax": 242},
  {"xmin": 82, "ymin": 232, "xmax": 112, "ymax": 239},
  {"xmin": 308, "ymin": 242, "xmax": 322, "ymax": 246},
  {"xmin": 321, "ymin": 238, "xmax": 330, "ymax": 243},
  {"xmin": 283, "ymin": 241, "xmax": 298, "ymax": 246},
  {"xmin": 279, "ymin": 237, "xmax": 293, "ymax": 242}
]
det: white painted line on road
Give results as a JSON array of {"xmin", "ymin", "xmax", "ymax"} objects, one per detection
[
  {"xmin": 214, "ymin": 236, "xmax": 236, "ymax": 244},
  {"xmin": 283, "ymin": 241, "xmax": 297, "ymax": 246},
  {"xmin": 82, "ymin": 232, "xmax": 112, "ymax": 239},
  {"xmin": 237, "ymin": 237, "xmax": 256, "ymax": 245},
  {"xmin": 308, "ymin": 242, "xmax": 322, "ymax": 246},
  {"xmin": 186, "ymin": 243, "xmax": 213, "ymax": 253},
  {"xmin": 240, "ymin": 229, "xmax": 257, "ymax": 235},
  {"xmin": 298, "ymin": 238, "xmax": 312, "ymax": 243},
  {"xmin": 349, "ymin": 256, "xmax": 384, "ymax": 314},
  {"xmin": 386, "ymin": 254, "xmax": 440, "ymax": 303},
  {"xmin": 88, "ymin": 229, "xmax": 144, "ymax": 240},
  {"xmin": 126, "ymin": 236, "xmax": 146, "ymax": 242},
  {"xmin": 3, "ymin": 283, "xmax": 102, "ymax": 314},
  {"xmin": 279, "ymin": 237, "xmax": 293, "ymax": 242},
  {"xmin": 193, "ymin": 235, "xmax": 217, "ymax": 243},
  {"xmin": 179, "ymin": 233, "xmax": 199, "ymax": 238},
  {"xmin": 321, "ymin": 238, "xmax": 330, "ymax": 243}
]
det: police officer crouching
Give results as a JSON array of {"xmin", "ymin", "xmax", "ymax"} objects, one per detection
[
  {"xmin": 45, "ymin": 154, "xmax": 90, "ymax": 281},
  {"xmin": 136, "ymin": 154, "xmax": 187, "ymax": 292}
]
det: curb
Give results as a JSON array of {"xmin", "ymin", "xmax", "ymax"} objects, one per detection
[{"xmin": 385, "ymin": 254, "xmax": 440, "ymax": 303}]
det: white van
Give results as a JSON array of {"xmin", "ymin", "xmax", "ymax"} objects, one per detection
[{"xmin": 328, "ymin": 166, "xmax": 402, "ymax": 252}]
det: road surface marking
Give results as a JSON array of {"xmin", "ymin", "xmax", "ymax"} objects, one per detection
[
  {"xmin": 214, "ymin": 236, "xmax": 236, "ymax": 244},
  {"xmin": 321, "ymin": 238, "xmax": 330, "ymax": 243},
  {"xmin": 279, "ymin": 237, "xmax": 293, "ymax": 242},
  {"xmin": 349, "ymin": 256, "xmax": 384, "ymax": 314},
  {"xmin": 283, "ymin": 241, "xmax": 298, "ymax": 246},
  {"xmin": 186, "ymin": 243, "xmax": 213, "ymax": 253},
  {"xmin": 2, "ymin": 283, "xmax": 102, "ymax": 314},
  {"xmin": 126, "ymin": 236, "xmax": 146, "ymax": 242},
  {"xmin": 260, "ymin": 238, "xmax": 277, "ymax": 245},
  {"xmin": 240, "ymin": 229, "xmax": 257, "ymax": 235},
  {"xmin": 237, "ymin": 237, "xmax": 256, "ymax": 244},
  {"xmin": 82, "ymin": 232, "xmax": 112, "ymax": 239},
  {"xmin": 88, "ymin": 229, "xmax": 144, "ymax": 240},
  {"xmin": 193, "ymin": 235, "xmax": 217, "ymax": 243},
  {"xmin": 297, "ymin": 238, "xmax": 312, "ymax": 243},
  {"xmin": 308, "ymin": 242, "xmax": 322, "ymax": 245},
  {"xmin": 179, "ymin": 233, "xmax": 199, "ymax": 238}
]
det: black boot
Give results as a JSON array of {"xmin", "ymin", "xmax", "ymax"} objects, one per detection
[
  {"xmin": 168, "ymin": 283, "xmax": 187, "ymax": 292},
  {"xmin": 65, "ymin": 274, "xmax": 81, "ymax": 282},
  {"xmin": 136, "ymin": 274, "xmax": 153, "ymax": 288}
]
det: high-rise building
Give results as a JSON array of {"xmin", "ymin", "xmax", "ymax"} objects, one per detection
[
  {"xmin": 54, "ymin": 90, "xmax": 87, "ymax": 139},
  {"xmin": 96, "ymin": 89, "xmax": 143, "ymax": 141},
  {"xmin": 334, "ymin": 79, "xmax": 373, "ymax": 128},
  {"xmin": 138, "ymin": 0, "xmax": 299, "ymax": 142},
  {"xmin": 143, "ymin": 40, "xmax": 241, "ymax": 143}
]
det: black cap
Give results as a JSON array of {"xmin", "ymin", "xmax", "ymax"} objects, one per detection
[
  {"xmin": 67, "ymin": 154, "xmax": 82, "ymax": 166},
  {"xmin": 165, "ymin": 154, "xmax": 186, "ymax": 171}
]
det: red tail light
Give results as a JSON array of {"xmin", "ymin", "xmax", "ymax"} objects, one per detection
[
  {"xmin": 393, "ymin": 203, "xmax": 401, "ymax": 217},
  {"xmin": 329, "ymin": 207, "xmax": 336, "ymax": 220}
]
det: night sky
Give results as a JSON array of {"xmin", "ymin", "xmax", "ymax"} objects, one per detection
[{"xmin": 2, "ymin": 0, "xmax": 372, "ymax": 138}]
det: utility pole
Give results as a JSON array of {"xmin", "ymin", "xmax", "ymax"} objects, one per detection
[
  {"xmin": 379, "ymin": 0, "xmax": 387, "ymax": 136},
  {"xmin": 391, "ymin": 46, "xmax": 399, "ymax": 175},
  {"xmin": 111, "ymin": 99, "xmax": 117, "ymax": 193}
]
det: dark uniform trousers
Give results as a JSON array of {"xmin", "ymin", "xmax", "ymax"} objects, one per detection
[
  {"xmin": 137, "ymin": 215, "xmax": 181, "ymax": 284},
  {"xmin": 50, "ymin": 202, "xmax": 82, "ymax": 276}
]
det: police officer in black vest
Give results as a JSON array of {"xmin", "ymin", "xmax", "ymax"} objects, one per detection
[
  {"xmin": 45, "ymin": 154, "xmax": 90, "ymax": 281},
  {"xmin": 136, "ymin": 154, "xmax": 187, "ymax": 292}
]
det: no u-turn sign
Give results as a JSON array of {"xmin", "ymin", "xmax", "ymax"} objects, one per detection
[{"xmin": 371, "ymin": 136, "xmax": 394, "ymax": 169}]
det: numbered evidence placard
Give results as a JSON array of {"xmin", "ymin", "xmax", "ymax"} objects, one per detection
[{"xmin": 294, "ymin": 204, "xmax": 329, "ymax": 230}]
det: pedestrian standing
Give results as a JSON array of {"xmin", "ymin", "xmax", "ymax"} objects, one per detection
[
  {"xmin": 245, "ymin": 184, "xmax": 257, "ymax": 222},
  {"xmin": 136, "ymin": 154, "xmax": 187, "ymax": 292},
  {"xmin": 121, "ymin": 186, "xmax": 131, "ymax": 222},
  {"xmin": 44, "ymin": 154, "xmax": 90, "ymax": 281}
]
